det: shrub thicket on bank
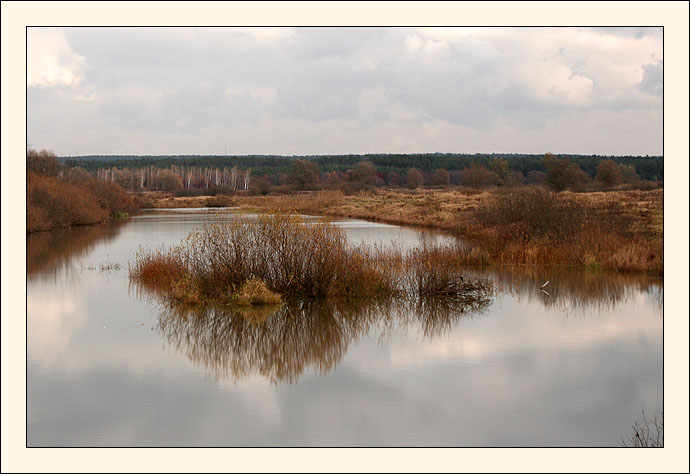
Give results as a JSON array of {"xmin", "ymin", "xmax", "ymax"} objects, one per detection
[
  {"xmin": 131, "ymin": 213, "xmax": 492, "ymax": 305},
  {"xmin": 27, "ymin": 149, "xmax": 137, "ymax": 232},
  {"xmin": 464, "ymin": 186, "xmax": 663, "ymax": 275}
]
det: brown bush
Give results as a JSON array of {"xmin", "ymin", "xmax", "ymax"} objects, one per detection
[
  {"xmin": 406, "ymin": 169, "xmax": 424, "ymax": 189},
  {"xmin": 476, "ymin": 186, "xmax": 586, "ymax": 240},
  {"xmin": 204, "ymin": 195, "xmax": 235, "ymax": 207},
  {"xmin": 459, "ymin": 164, "xmax": 496, "ymax": 188},
  {"xmin": 596, "ymin": 160, "xmax": 623, "ymax": 188},
  {"xmin": 466, "ymin": 187, "xmax": 661, "ymax": 274},
  {"xmin": 27, "ymin": 171, "xmax": 137, "ymax": 232},
  {"xmin": 27, "ymin": 172, "xmax": 108, "ymax": 231},
  {"xmin": 157, "ymin": 169, "xmax": 183, "ymax": 191},
  {"xmin": 86, "ymin": 179, "xmax": 137, "ymax": 214},
  {"xmin": 131, "ymin": 212, "xmax": 492, "ymax": 304}
]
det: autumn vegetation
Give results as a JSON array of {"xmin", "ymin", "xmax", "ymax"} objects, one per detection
[
  {"xmin": 35, "ymin": 148, "xmax": 662, "ymax": 276},
  {"xmin": 27, "ymin": 149, "xmax": 137, "ymax": 232},
  {"xmin": 130, "ymin": 212, "xmax": 492, "ymax": 305},
  {"xmin": 162, "ymin": 185, "xmax": 661, "ymax": 276}
]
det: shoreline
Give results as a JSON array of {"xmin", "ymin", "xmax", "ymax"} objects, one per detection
[{"xmin": 138, "ymin": 187, "xmax": 663, "ymax": 277}]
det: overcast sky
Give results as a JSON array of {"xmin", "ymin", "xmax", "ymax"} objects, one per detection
[{"xmin": 27, "ymin": 27, "xmax": 663, "ymax": 156}]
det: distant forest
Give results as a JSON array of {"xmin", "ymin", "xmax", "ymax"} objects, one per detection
[
  {"xmin": 57, "ymin": 152, "xmax": 663, "ymax": 195},
  {"xmin": 63, "ymin": 153, "xmax": 663, "ymax": 182}
]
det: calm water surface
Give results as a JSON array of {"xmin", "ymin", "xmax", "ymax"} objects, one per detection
[{"xmin": 27, "ymin": 210, "xmax": 663, "ymax": 446}]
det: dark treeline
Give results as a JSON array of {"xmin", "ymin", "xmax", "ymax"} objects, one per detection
[{"xmin": 64, "ymin": 153, "xmax": 663, "ymax": 182}]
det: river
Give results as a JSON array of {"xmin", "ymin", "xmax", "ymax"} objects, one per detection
[{"xmin": 26, "ymin": 209, "xmax": 663, "ymax": 446}]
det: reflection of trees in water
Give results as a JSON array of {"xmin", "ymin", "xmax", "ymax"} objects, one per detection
[
  {"xmin": 27, "ymin": 222, "xmax": 125, "ymax": 279},
  {"xmin": 154, "ymin": 295, "xmax": 490, "ymax": 384},
  {"xmin": 467, "ymin": 266, "xmax": 663, "ymax": 314}
]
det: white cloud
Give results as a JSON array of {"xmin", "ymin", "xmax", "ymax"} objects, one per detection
[
  {"xmin": 27, "ymin": 28, "xmax": 86, "ymax": 88},
  {"xmin": 225, "ymin": 85, "xmax": 278, "ymax": 104}
]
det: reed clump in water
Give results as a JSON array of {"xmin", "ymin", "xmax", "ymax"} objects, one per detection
[
  {"xmin": 408, "ymin": 242, "xmax": 493, "ymax": 300},
  {"xmin": 130, "ymin": 212, "xmax": 491, "ymax": 305}
]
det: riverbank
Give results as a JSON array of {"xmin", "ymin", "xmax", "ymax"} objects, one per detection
[
  {"xmin": 142, "ymin": 187, "xmax": 663, "ymax": 276},
  {"xmin": 27, "ymin": 172, "xmax": 138, "ymax": 233}
]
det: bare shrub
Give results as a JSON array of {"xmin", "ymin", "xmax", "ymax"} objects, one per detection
[
  {"xmin": 131, "ymin": 212, "xmax": 493, "ymax": 305},
  {"xmin": 26, "ymin": 148, "xmax": 62, "ymax": 176},
  {"xmin": 621, "ymin": 411, "xmax": 663, "ymax": 447},
  {"xmin": 476, "ymin": 186, "xmax": 585, "ymax": 241},
  {"xmin": 596, "ymin": 159, "xmax": 623, "ymax": 188},
  {"xmin": 407, "ymin": 242, "xmax": 493, "ymax": 300}
]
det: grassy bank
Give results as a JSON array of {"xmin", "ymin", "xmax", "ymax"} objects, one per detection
[
  {"xmin": 131, "ymin": 212, "xmax": 492, "ymax": 305},
  {"xmin": 144, "ymin": 186, "xmax": 663, "ymax": 276}
]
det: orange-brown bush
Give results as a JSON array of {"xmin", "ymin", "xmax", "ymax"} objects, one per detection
[
  {"xmin": 27, "ymin": 172, "xmax": 108, "ymax": 231},
  {"xmin": 27, "ymin": 171, "xmax": 137, "ymax": 232},
  {"xmin": 131, "ymin": 212, "xmax": 492, "ymax": 305}
]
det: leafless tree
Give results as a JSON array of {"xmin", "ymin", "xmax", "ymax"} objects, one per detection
[{"xmin": 621, "ymin": 411, "xmax": 663, "ymax": 447}]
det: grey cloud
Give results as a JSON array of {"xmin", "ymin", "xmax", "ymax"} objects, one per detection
[
  {"xmin": 28, "ymin": 27, "xmax": 663, "ymax": 155},
  {"xmin": 638, "ymin": 60, "xmax": 663, "ymax": 96}
]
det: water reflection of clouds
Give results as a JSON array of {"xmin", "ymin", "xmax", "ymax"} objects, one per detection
[
  {"xmin": 388, "ymin": 290, "xmax": 661, "ymax": 369},
  {"xmin": 27, "ymin": 288, "xmax": 86, "ymax": 357}
]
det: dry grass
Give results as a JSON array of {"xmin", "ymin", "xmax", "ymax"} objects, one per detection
[{"xmin": 232, "ymin": 278, "xmax": 283, "ymax": 306}]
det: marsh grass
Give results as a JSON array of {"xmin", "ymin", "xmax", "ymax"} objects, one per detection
[
  {"xmin": 466, "ymin": 187, "xmax": 663, "ymax": 275},
  {"xmin": 145, "ymin": 187, "xmax": 662, "ymax": 275},
  {"xmin": 131, "ymin": 212, "xmax": 491, "ymax": 305}
]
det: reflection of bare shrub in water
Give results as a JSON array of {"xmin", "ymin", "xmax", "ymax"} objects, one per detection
[
  {"xmin": 468, "ymin": 266, "xmax": 662, "ymax": 314},
  {"xmin": 157, "ymin": 299, "xmax": 378, "ymax": 383},
  {"xmin": 154, "ymin": 295, "xmax": 491, "ymax": 383},
  {"xmin": 409, "ymin": 295, "xmax": 492, "ymax": 338}
]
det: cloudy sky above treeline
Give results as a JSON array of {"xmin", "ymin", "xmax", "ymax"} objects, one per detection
[{"xmin": 27, "ymin": 27, "xmax": 663, "ymax": 156}]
